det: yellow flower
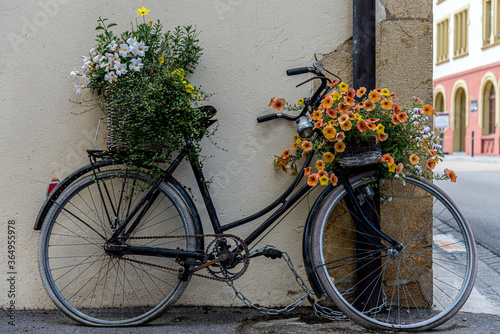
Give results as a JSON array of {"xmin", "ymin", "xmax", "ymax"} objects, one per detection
[
  {"xmin": 158, "ymin": 57, "xmax": 164, "ymax": 64},
  {"xmin": 376, "ymin": 124, "xmax": 385, "ymax": 134},
  {"xmin": 319, "ymin": 175, "xmax": 329, "ymax": 186},
  {"xmin": 186, "ymin": 84, "xmax": 194, "ymax": 94},
  {"xmin": 149, "ymin": 19, "xmax": 153, "ymax": 27},
  {"xmin": 354, "ymin": 113, "xmax": 362, "ymax": 119},
  {"xmin": 298, "ymin": 98, "xmax": 304, "ymax": 105},
  {"xmin": 137, "ymin": 6, "xmax": 150, "ymax": 16},
  {"xmin": 338, "ymin": 82, "xmax": 348, "ymax": 92},
  {"xmin": 381, "ymin": 88, "xmax": 390, "ymax": 96},
  {"xmin": 388, "ymin": 163, "xmax": 396, "ymax": 173},
  {"xmin": 332, "ymin": 92, "xmax": 342, "ymax": 101}
]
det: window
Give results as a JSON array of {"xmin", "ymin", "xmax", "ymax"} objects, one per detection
[
  {"xmin": 488, "ymin": 85, "xmax": 496, "ymax": 134},
  {"xmin": 453, "ymin": 7, "xmax": 468, "ymax": 58},
  {"xmin": 436, "ymin": 17, "xmax": 449, "ymax": 64},
  {"xmin": 483, "ymin": 0, "xmax": 500, "ymax": 47}
]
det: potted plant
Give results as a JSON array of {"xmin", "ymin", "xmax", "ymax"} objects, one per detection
[
  {"xmin": 70, "ymin": 7, "xmax": 212, "ymax": 170},
  {"xmin": 272, "ymin": 81, "xmax": 457, "ymax": 185}
]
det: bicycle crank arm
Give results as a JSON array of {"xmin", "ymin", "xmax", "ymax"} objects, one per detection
[{"xmin": 190, "ymin": 253, "xmax": 229, "ymax": 273}]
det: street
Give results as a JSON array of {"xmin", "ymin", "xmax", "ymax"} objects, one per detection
[{"xmin": 435, "ymin": 157, "xmax": 500, "ymax": 257}]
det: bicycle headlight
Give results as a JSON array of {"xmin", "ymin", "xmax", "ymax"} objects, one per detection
[{"xmin": 297, "ymin": 116, "xmax": 314, "ymax": 138}]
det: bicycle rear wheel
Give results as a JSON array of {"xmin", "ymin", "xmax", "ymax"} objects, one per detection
[
  {"xmin": 38, "ymin": 170, "xmax": 197, "ymax": 326},
  {"xmin": 311, "ymin": 175, "xmax": 477, "ymax": 331}
]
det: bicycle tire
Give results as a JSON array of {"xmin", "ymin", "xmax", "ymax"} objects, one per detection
[
  {"xmin": 311, "ymin": 174, "xmax": 477, "ymax": 331},
  {"xmin": 38, "ymin": 170, "xmax": 197, "ymax": 326}
]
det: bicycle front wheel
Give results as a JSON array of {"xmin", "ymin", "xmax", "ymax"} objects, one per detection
[
  {"xmin": 311, "ymin": 175, "xmax": 477, "ymax": 331},
  {"xmin": 38, "ymin": 170, "xmax": 197, "ymax": 326}
]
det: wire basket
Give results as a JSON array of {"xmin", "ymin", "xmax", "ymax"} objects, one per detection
[{"xmin": 339, "ymin": 138, "xmax": 381, "ymax": 168}]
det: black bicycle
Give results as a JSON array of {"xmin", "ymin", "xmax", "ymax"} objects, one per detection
[{"xmin": 35, "ymin": 62, "xmax": 477, "ymax": 331}]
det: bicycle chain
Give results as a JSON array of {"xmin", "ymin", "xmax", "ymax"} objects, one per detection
[{"xmin": 115, "ymin": 233, "xmax": 249, "ymax": 282}]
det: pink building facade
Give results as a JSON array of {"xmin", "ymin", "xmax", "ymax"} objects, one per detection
[
  {"xmin": 433, "ymin": 0, "xmax": 500, "ymax": 156},
  {"xmin": 434, "ymin": 61, "xmax": 500, "ymax": 155}
]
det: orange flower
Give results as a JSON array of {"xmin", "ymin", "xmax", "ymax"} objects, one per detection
[
  {"xmin": 323, "ymin": 126, "xmax": 336, "ymax": 140},
  {"xmin": 330, "ymin": 173, "xmax": 338, "ymax": 186},
  {"xmin": 422, "ymin": 104, "xmax": 434, "ymax": 115},
  {"xmin": 326, "ymin": 108, "xmax": 337, "ymax": 118},
  {"xmin": 336, "ymin": 132, "xmax": 345, "ymax": 141},
  {"xmin": 357, "ymin": 120, "xmax": 368, "ymax": 132},
  {"xmin": 338, "ymin": 114, "xmax": 349, "ymax": 124},
  {"xmin": 313, "ymin": 120, "xmax": 324, "ymax": 129},
  {"xmin": 381, "ymin": 99, "xmax": 393, "ymax": 110},
  {"xmin": 428, "ymin": 149, "xmax": 438, "ymax": 156},
  {"xmin": 381, "ymin": 153, "xmax": 394, "ymax": 166},
  {"xmin": 323, "ymin": 152, "xmax": 335, "ymax": 163},
  {"xmin": 291, "ymin": 142, "xmax": 298, "ymax": 150},
  {"xmin": 364, "ymin": 99, "xmax": 375, "ymax": 111},
  {"xmin": 366, "ymin": 118, "xmax": 380, "ymax": 122},
  {"xmin": 347, "ymin": 88, "xmax": 356, "ymax": 98},
  {"xmin": 322, "ymin": 95, "xmax": 334, "ymax": 109},
  {"xmin": 393, "ymin": 103, "xmax": 401, "ymax": 114},
  {"xmin": 397, "ymin": 112, "xmax": 408, "ymax": 123},
  {"xmin": 367, "ymin": 122, "xmax": 377, "ymax": 131},
  {"xmin": 391, "ymin": 114, "xmax": 400, "ymax": 125},
  {"xmin": 307, "ymin": 174, "xmax": 319, "ymax": 186},
  {"xmin": 396, "ymin": 162, "xmax": 403, "ymax": 174},
  {"xmin": 378, "ymin": 133, "xmax": 388, "ymax": 141},
  {"xmin": 312, "ymin": 110, "xmax": 323, "ymax": 121},
  {"xmin": 302, "ymin": 141, "xmax": 313, "ymax": 151},
  {"xmin": 347, "ymin": 111, "xmax": 356, "ymax": 120},
  {"xmin": 445, "ymin": 168, "xmax": 457, "ymax": 182},
  {"xmin": 329, "ymin": 79, "xmax": 340, "ymax": 87},
  {"xmin": 268, "ymin": 97, "xmax": 275, "ymax": 107},
  {"xmin": 409, "ymin": 154, "xmax": 419, "ymax": 165},
  {"xmin": 344, "ymin": 96, "xmax": 355, "ymax": 106},
  {"xmin": 334, "ymin": 141, "xmax": 346, "ymax": 153},
  {"xmin": 304, "ymin": 167, "xmax": 312, "ymax": 176},
  {"xmin": 318, "ymin": 169, "xmax": 328, "ymax": 178},
  {"xmin": 338, "ymin": 102, "xmax": 350, "ymax": 113},
  {"xmin": 356, "ymin": 87, "xmax": 366, "ymax": 97},
  {"xmin": 369, "ymin": 91, "xmax": 381, "ymax": 102},
  {"xmin": 426, "ymin": 158, "xmax": 436, "ymax": 170},
  {"xmin": 340, "ymin": 120, "xmax": 352, "ymax": 131},
  {"xmin": 316, "ymin": 160, "xmax": 325, "ymax": 170},
  {"xmin": 273, "ymin": 98, "xmax": 284, "ymax": 111}
]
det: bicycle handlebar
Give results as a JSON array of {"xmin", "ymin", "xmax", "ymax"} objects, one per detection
[
  {"xmin": 257, "ymin": 113, "xmax": 298, "ymax": 123},
  {"xmin": 286, "ymin": 67, "xmax": 312, "ymax": 76}
]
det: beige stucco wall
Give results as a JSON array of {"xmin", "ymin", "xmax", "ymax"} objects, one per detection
[{"xmin": 0, "ymin": 0, "xmax": 432, "ymax": 311}]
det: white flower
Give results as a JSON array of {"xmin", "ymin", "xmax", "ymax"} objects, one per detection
[
  {"xmin": 114, "ymin": 62, "xmax": 128, "ymax": 76},
  {"xmin": 107, "ymin": 40, "xmax": 118, "ymax": 52},
  {"xmin": 70, "ymin": 68, "xmax": 79, "ymax": 79},
  {"xmin": 127, "ymin": 37, "xmax": 138, "ymax": 46},
  {"xmin": 104, "ymin": 71, "xmax": 118, "ymax": 83},
  {"xmin": 119, "ymin": 43, "xmax": 131, "ymax": 57},
  {"xmin": 129, "ymin": 57, "xmax": 144, "ymax": 72},
  {"xmin": 73, "ymin": 82, "xmax": 82, "ymax": 95},
  {"xmin": 100, "ymin": 61, "xmax": 111, "ymax": 72},
  {"xmin": 422, "ymin": 126, "xmax": 430, "ymax": 134},
  {"xmin": 131, "ymin": 41, "xmax": 149, "ymax": 57},
  {"xmin": 92, "ymin": 54, "xmax": 101, "ymax": 63}
]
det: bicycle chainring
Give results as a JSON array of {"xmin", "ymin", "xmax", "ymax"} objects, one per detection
[{"xmin": 205, "ymin": 235, "xmax": 249, "ymax": 281}]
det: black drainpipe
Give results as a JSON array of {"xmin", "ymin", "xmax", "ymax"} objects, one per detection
[
  {"xmin": 353, "ymin": 0, "xmax": 380, "ymax": 311},
  {"xmin": 353, "ymin": 0, "xmax": 376, "ymax": 91}
]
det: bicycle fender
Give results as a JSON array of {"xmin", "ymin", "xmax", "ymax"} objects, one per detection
[
  {"xmin": 33, "ymin": 159, "xmax": 117, "ymax": 230},
  {"xmin": 302, "ymin": 170, "xmax": 377, "ymax": 298}
]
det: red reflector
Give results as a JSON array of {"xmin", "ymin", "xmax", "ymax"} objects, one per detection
[{"xmin": 47, "ymin": 177, "xmax": 60, "ymax": 197}]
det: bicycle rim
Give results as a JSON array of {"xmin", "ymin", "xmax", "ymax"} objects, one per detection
[
  {"xmin": 311, "ymin": 176, "xmax": 477, "ymax": 331},
  {"xmin": 38, "ymin": 170, "xmax": 196, "ymax": 326}
]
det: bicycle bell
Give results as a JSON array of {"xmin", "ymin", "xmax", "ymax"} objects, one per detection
[{"xmin": 297, "ymin": 116, "xmax": 314, "ymax": 138}]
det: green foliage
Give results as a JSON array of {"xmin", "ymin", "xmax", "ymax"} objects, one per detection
[{"xmin": 71, "ymin": 11, "xmax": 212, "ymax": 172}]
